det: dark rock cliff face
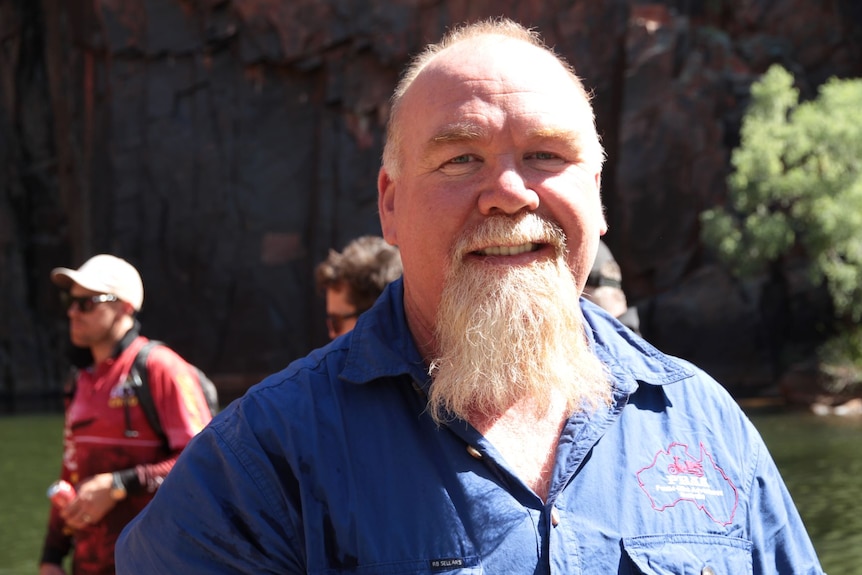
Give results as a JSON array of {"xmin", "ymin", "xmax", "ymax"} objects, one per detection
[{"xmin": 2, "ymin": 0, "xmax": 860, "ymax": 409}]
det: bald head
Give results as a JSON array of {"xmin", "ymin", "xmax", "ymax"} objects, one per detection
[{"xmin": 382, "ymin": 18, "xmax": 603, "ymax": 179}]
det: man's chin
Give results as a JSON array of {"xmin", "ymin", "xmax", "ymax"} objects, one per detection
[{"xmin": 69, "ymin": 333, "xmax": 89, "ymax": 348}]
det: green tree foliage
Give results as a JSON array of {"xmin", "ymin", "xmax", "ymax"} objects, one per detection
[{"xmin": 700, "ymin": 65, "xmax": 862, "ymax": 323}]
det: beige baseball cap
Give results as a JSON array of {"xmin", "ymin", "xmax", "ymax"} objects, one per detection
[{"xmin": 51, "ymin": 254, "xmax": 144, "ymax": 311}]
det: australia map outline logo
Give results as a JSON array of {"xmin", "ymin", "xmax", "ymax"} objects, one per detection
[{"xmin": 636, "ymin": 441, "xmax": 739, "ymax": 526}]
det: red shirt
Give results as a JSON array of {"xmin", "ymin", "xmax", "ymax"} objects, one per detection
[{"xmin": 42, "ymin": 333, "xmax": 212, "ymax": 574}]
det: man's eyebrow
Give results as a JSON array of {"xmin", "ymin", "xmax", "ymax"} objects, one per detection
[
  {"xmin": 418, "ymin": 123, "xmax": 487, "ymax": 166},
  {"xmin": 419, "ymin": 124, "xmax": 585, "ymax": 163},
  {"xmin": 525, "ymin": 126, "xmax": 582, "ymax": 145},
  {"xmin": 429, "ymin": 123, "xmax": 487, "ymax": 145}
]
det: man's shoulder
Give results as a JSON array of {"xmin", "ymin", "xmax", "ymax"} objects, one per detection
[
  {"xmin": 133, "ymin": 339, "xmax": 194, "ymax": 376},
  {"xmin": 234, "ymin": 343, "xmax": 352, "ymax": 408},
  {"xmin": 206, "ymin": 344, "xmax": 380, "ymax": 458},
  {"xmin": 582, "ymin": 300, "xmax": 744, "ymax": 413},
  {"xmin": 582, "ymin": 301, "xmax": 695, "ymax": 389},
  {"xmin": 627, "ymin": 350, "xmax": 746, "ymax": 424},
  {"xmin": 223, "ymin": 334, "xmax": 417, "ymax": 428}
]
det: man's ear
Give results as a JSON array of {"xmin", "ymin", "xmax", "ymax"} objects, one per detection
[
  {"xmin": 596, "ymin": 173, "xmax": 608, "ymax": 236},
  {"xmin": 378, "ymin": 167, "xmax": 398, "ymax": 245}
]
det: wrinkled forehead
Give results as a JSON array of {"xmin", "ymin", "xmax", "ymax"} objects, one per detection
[{"xmin": 408, "ymin": 35, "xmax": 589, "ymax": 106}]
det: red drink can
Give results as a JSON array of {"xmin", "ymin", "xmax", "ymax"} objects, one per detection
[{"xmin": 47, "ymin": 480, "xmax": 76, "ymax": 509}]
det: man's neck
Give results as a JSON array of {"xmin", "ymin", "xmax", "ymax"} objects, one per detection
[
  {"xmin": 90, "ymin": 338, "xmax": 121, "ymax": 365},
  {"xmin": 403, "ymin": 293, "xmax": 439, "ymax": 362},
  {"xmin": 90, "ymin": 318, "xmax": 135, "ymax": 365},
  {"xmin": 467, "ymin": 393, "xmax": 569, "ymax": 501}
]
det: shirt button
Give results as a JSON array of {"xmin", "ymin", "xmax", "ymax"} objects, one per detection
[
  {"xmin": 550, "ymin": 507, "xmax": 560, "ymax": 527},
  {"xmin": 466, "ymin": 445, "xmax": 482, "ymax": 459},
  {"xmin": 701, "ymin": 567, "xmax": 716, "ymax": 575}
]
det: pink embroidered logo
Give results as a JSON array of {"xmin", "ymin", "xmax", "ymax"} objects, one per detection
[
  {"xmin": 667, "ymin": 456, "xmax": 704, "ymax": 477},
  {"xmin": 636, "ymin": 442, "xmax": 739, "ymax": 526}
]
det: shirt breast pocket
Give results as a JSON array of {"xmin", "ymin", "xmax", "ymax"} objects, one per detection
[{"xmin": 622, "ymin": 534, "xmax": 752, "ymax": 575}]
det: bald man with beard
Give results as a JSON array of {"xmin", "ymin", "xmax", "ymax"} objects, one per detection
[{"xmin": 117, "ymin": 18, "xmax": 824, "ymax": 575}]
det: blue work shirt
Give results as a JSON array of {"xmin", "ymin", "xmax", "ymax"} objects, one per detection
[{"xmin": 116, "ymin": 279, "xmax": 824, "ymax": 574}]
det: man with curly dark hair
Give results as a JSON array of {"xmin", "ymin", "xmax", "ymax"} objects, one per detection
[{"xmin": 315, "ymin": 235, "xmax": 402, "ymax": 338}]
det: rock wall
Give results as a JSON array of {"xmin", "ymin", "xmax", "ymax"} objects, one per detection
[{"xmin": 1, "ymin": 0, "xmax": 860, "ymax": 409}]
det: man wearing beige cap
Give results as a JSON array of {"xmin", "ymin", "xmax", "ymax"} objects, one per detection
[{"xmin": 39, "ymin": 254, "xmax": 213, "ymax": 575}]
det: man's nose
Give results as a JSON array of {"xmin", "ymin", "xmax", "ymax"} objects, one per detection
[{"xmin": 477, "ymin": 160, "xmax": 539, "ymax": 216}]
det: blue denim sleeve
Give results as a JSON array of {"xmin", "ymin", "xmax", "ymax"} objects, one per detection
[
  {"xmin": 746, "ymin": 425, "xmax": 825, "ymax": 575},
  {"xmin": 115, "ymin": 401, "xmax": 305, "ymax": 574}
]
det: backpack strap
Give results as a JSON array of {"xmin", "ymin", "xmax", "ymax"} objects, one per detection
[
  {"xmin": 127, "ymin": 340, "xmax": 169, "ymax": 449},
  {"xmin": 66, "ymin": 341, "xmax": 170, "ymax": 449}
]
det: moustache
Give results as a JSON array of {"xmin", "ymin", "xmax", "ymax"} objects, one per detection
[{"xmin": 452, "ymin": 213, "xmax": 568, "ymax": 260}]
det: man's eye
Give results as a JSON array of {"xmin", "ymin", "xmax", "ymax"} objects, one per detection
[
  {"xmin": 438, "ymin": 154, "xmax": 481, "ymax": 175},
  {"xmin": 528, "ymin": 151, "xmax": 561, "ymax": 161},
  {"xmin": 449, "ymin": 154, "xmax": 475, "ymax": 164}
]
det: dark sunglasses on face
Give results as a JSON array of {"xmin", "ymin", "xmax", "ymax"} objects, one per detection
[
  {"xmin": 326, "ymin": 310, "xmax": 363, "ymax": 335},
  {"xmin": 61, "ymin": 292, "xmax": 119, "ymax": 313}
]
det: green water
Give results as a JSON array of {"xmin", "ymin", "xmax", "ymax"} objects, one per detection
[
  {"xmin": 2, "ymin": 410, "xmax": 860, "ymax": 573},
  {"xmin": 747, "ymin": 408, "xmax": 862, "ymax": 574}
]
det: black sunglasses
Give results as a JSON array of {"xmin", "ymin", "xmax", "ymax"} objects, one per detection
[{"xmin": 60, "ymin": 292, "xmax": 119, "ymax": 313}]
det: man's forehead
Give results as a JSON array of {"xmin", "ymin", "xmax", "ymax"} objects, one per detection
[
  {"xmin": 404, "ymin": 39, "xmax": 586, "ymax": 120},
  {"xmin": 423, "ymin": 36, "xmax": 568, "ymax": 85}
]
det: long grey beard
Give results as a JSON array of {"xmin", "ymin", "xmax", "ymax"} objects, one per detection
[{"xmin": 427, "ymin": 215, "xmax": 611, "ymax": 425}]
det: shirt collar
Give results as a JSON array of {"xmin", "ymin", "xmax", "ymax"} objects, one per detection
[
  {"xmin": 580, "ymin": 298, "xmax": 694, "ymax": 392},
  {"xmin": 339, "ymin": 278, "xmax": 429, "ymax": 387},
  {"xmin": 114, "ymin": 321, "xmax": 142, "ymax": 356}
]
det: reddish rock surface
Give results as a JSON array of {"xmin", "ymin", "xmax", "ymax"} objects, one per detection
[{"xmin": 2, "ymin": 0, "xmax": 861, "ymax": 409}]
